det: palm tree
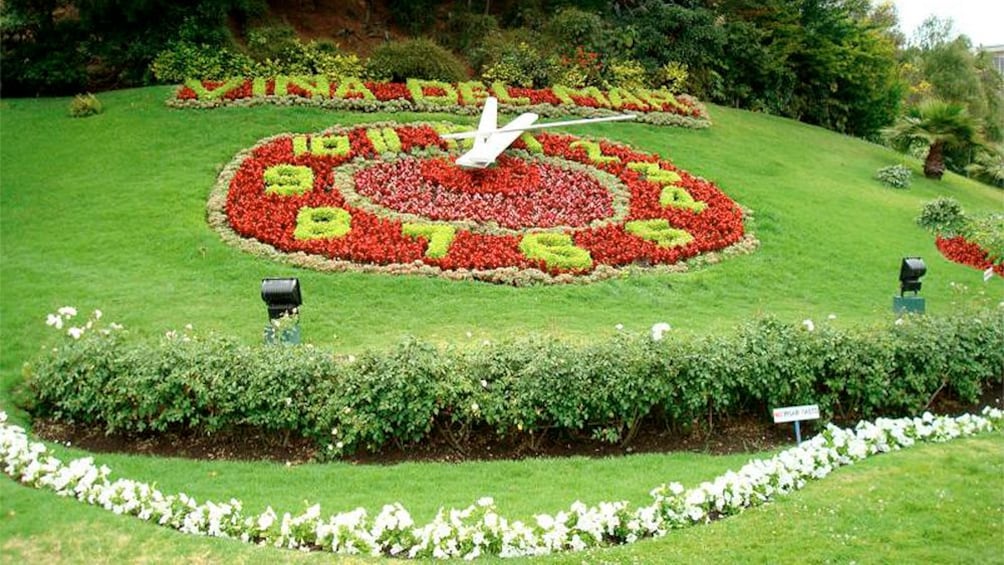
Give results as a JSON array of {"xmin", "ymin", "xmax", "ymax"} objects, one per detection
[
  {"xmin": 965, "ymin": 145, "xmax": 1004, "ymax": 188},
  {"xmin": 883, "ymin": 99, "xmax": 983, "ymax": 180}
]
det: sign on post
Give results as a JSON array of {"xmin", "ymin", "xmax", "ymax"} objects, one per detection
[{"xmin": 772, "ymin": 404, "xmax": 820, "ymax": 445}]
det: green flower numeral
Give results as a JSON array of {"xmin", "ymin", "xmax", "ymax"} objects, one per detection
[
  {"xmin": 292, "ymin": 135, "xmax": 351, "ymax": 158},
  {"xmin": 519, "ymin": 132, "xmax": 543, "ymax": 154},
  {"xmin": 294, "ymin": 207, "xmax": 352, "ymax": 240},
  {"xmin": 628, "ymin": 162, "xmax": 705, "ymax": 213},
  {"xmin": 402, "ymin": 223, "xmax": 456, "ymax": 258},
  {"xmin": 366, "ymin": 128, "xmax": 403, "ymax": 154},
  {"xmin": 264, "ymin": 165, "xmax": 314, "ymax": 196},
  {"xmin": 625, "ymin": 219, "xmax": 693, "ymax": 248},
  {"xmin": 552, "ymin": 85, "xmax": 612, "ymax": 108},
  {"xmin": 433, "ymin": 124, "xmax": 475, "ymax": 150},
  {"xmin": 520, "ymin": 233, "xmax": 593, "ymax": 270},
  {"xmin": 659, "ymin": 186, "xmax": 706, "ymax": 212},
  {"xmin": 570, "ymin": 140, "xmax": 619, "ymax": 164}
]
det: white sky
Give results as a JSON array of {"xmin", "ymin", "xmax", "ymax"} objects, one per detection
[{"xmin": 891, "ymin": 0, "xmax": 1004, "ymax": 47}]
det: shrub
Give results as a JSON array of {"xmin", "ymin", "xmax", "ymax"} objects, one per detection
[
  {"xmin": 245, "ymin": 24, "xmax": 302, "ymax": 64},
  {"xmin": 365, "ymin": 38, "xmax": 467, "ymax": 83},
  {"xmin": 917, "ymin": 196, "xmax": 966, "ymax": 235},
  {"xmin": 301, "ymin": 40, "xmax": 365, "ymax": 78},
  {"xmin": 874, "ymin": 164, "xmax": 912, "ymax": 189},
  {"xmin": 480, "ymin": 41, "xmax": 558, "ymax": 89},
  {"xmin": 962, "ymin": 213, "xmax": 1004, "ymax": 265},
  {"xmin": 439, "ymin": 11, "xmax": 499, "ymax": 55},
  {"xmin": 658, "ymin": 62, "xmax": 690, "ymax": 94},
  {"xmin": 23, "ymin": 309, "xmax": 1003, "ymax": 459},
  {"xmin": 607, "ymin": 59, "xmax": 650, "ymax": 90},
  {"xmin": 543, "ymin": 8, "xmax": 609, "ymax": 58},
  {"xmin": 151, "ymin": 41, "xmax": 255, "ymax": 82},
  {"xmin": 68, "ymin": 93, "xmax": 103, "ymax": 118}
]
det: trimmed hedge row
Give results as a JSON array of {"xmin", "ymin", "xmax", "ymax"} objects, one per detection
[{"xmin": 22, "ymin": 312, "xmax": 1003, "ymax": 459}]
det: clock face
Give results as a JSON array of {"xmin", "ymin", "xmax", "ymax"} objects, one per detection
[{"xmin": 211, "ymin": 122, "xmax": 748, "ymax": 284}]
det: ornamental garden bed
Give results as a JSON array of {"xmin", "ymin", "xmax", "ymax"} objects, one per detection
[
  {"xmin": 209, "ymin": 122, "xmax": 754, "ymax": 284},
  {"xmin": 170, "ymin": 77, "xmax": 711, "ymax": 128},
  {"xmin": 936, "ymin": 235, "xmax": 1004, "ymax": 278}
]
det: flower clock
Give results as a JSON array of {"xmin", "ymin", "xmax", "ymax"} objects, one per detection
[{"xmin": 210, "ymin": 122, "xmax": 753, "ymax": 284}]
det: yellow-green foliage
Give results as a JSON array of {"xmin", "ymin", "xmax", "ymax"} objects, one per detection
[
  {"xmin": 293, "ymin": 207, "xmax": 351, "ymax": 240},
  {"xmin": 519, "ymin": 233, "xmax": 593, "ymax": 270}
]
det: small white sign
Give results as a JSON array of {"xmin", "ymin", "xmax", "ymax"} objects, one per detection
[{"xmin": 772, "ymin": 404, "xmax": 820, "ymax": 423}]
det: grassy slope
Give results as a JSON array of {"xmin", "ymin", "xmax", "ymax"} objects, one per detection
[
  {"xmin": 1, "ymin": 87, "xmax": 1003, "ymax": 561},
  {"xmin": 1, "ymin": 434, "xmax": 1000, "ymax": 563},
  {"xmin": 2, "ymin": 88, "xmax": 1002, "ymax": 390}
]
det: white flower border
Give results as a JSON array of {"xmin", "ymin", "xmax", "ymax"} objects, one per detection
[{"xmin": 2, "ymin": 409, "xmax": 1001, "ymax": 560}]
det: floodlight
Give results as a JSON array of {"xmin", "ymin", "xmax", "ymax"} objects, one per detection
[
  {"xmin": 899, "ymin": 257, "xmax": 926, "ymax": 296},
  {"xmin": 261, "ymin": 278, "xmax": 301, "ymax": 320}
]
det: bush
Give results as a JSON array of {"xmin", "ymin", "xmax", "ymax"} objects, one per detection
[
  {"xmin": 543, "ymin": 8, "xmax": 609, "ymax": 57},
  {"xmin": 962, "ymin": 213, "xmax": 1004, "ymax": 265},
  {"xmin": 151, "ymin": 41, "xmax": 255, "ymax": 82},
  {"xmin": 23, "ymin": 309, "xmax": 1003, "ymax": 459},
  {"xmin": 245, "ymin": 24, "xmax": 302, "ymax": 63},
  {"xmin": 917, "ymin": 197, "xmax": 966, "ymax": 235},
  {"xmin": 480, "ymin": 40, "xmax": 558, "ymax": 89},
  {"xmin": 607, "ymin": 59, "xmax": 650, "ymax": 90},
  {"xmin": 875, "ymin": 164, "xmax": 912, "ymax": 189},
  {"xmin": 365, "ymin": 38, "xmax": 467, "ymax": 83},
  {"xmin": 301, "ymin": 40, "xmax": 365, "ymax": 78},
  {"xmin": 439, "ymin": 11, "xmax": 499, "ymax": 55},
  {"xmin": 68, "ymin": 93, "xmax": 103, "ymax": 118}
]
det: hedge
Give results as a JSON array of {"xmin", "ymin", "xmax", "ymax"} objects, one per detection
[{"xmin": 21, "ymin": 311, "xmax": 1003, "ymax": 459}]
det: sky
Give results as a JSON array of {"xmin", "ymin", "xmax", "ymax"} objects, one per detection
[{"xmin": 892, "ymin": 0, "xmax": 1003, "ymax": 47}]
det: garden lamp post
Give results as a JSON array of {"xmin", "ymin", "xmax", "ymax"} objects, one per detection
[
  {"xmin": 261, "ymin": 277, "xmax": 302, "ymax": 345},
  {"xmin": 893, "ymin": 257, "xmax": 926, "ymax": 314}
]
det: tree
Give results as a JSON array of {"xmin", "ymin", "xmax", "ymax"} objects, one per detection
[{"xmin": 884, "ymin": 99, "xmax": 983, "ymax": 180}]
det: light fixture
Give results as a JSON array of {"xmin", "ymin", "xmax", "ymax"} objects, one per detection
[
  {"xmin": 261, "ymin": 278, "xmax": 301, "ymax": 344},
  {"xmin": 899, "ymin": 257, "xmax": 926, "ymax": 296}
]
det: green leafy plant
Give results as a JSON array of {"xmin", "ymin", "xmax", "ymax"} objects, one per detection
[
  {"xmin": 365, "ymin": 38, "xmax": 467, "ymax": 83},
  {"xmin": 917, "ymin": 196, "xmax": 966, "ymax": 235},
  {"xmin": 68, "ymin": 93, "xmax": 103, "ymax": 117},
  {"xmin": 23, "ymin": 309, "xmax": 1002, "ymax": 459},
  {"xmin": 874, "ymin": 164, "xmax": 912, "ymax": 189},
  {"xmin": 962, "ymin": 213, "xmax": 1004, "ymax": 265},
  {"xmin": 480, "ymin": 41, "xmax": 558, "ymax": 89}
]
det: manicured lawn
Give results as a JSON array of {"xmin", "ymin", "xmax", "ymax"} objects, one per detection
[
  {"xmin": 2, "ymin": 433, "xmax": 1000, "ymax": 563},
  {"xmin": 1, "ymin": 86, "xmax": 1001, "ymax": 561}
]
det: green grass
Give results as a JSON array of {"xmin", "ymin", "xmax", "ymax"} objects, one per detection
[
  {"xmin": 2, "ymin": 433, "xmax": 1000, "ymax": 563},
  {"xmin": 2, "ymin": 87, "xmax": 1003, "ymax": 561}
]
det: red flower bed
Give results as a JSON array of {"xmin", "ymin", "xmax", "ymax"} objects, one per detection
[
  {"xmin": 935, "ymin": 236, "xmax": 1004, "ymax": 278},
  {"xmin": 211, "ymin": 123, "xmax": 748, "ymax": 283}
]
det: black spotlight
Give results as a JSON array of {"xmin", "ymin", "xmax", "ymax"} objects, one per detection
[
  {"xmin": 899, "ymin": 257, "xmax": 926, "ymax": 296},
  {"xmin": 261, "ymin": 277, "xmax": 301, "ymax": 320}
]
